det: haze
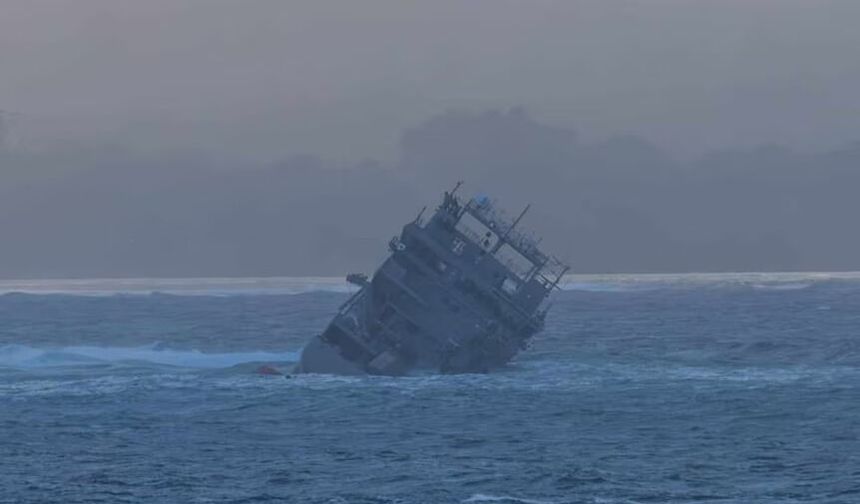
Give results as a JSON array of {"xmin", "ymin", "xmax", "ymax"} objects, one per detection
[{"xmin": 1, "ymin": 1, "xmax": 859, "ymax": 278}]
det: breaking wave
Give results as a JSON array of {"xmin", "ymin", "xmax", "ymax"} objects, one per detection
[
  {"xmin": 749, "ymin": 282, "xmax": 813, "ymax": 291},
  {"xmin": 558, "ymin": 272, "xmax": 860, "ymax": 293},
  {"xmin": 2, "ymin": 272, "xmax": 859, "ymax": 297},
  {"xmin": 0, "ymin": 343, "xmax": 298, "ymax": 370},
  {"xmin": 0, "ymin": 276, "xmax": 354, "ymax": 297},
  {"xmin": 464, "ymin": 494, "xmax": 557, "ymax": 504}
]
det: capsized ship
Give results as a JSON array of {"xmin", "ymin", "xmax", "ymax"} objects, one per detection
[{"xmin": 295, "ymin": 183, "xmax": 569, "ymax": 375}]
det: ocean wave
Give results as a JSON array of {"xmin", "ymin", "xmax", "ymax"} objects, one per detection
[
  {"xmin": 559, "ymin": 281, "xmax": 662, "ymax": 293},
  {"xmin": 749, "ymin": 282, "xmax": 813, "ymax": 291},
  {"xmin": 0, "ymin": 277, "xmax": 354, "ymax": 297},
  {"xmin": 558, "ymin": 272, "xmax": 860, "ymax": 293},
  {"xmin": 464, "ymin": 494, "xmax": 557, "ymax": 504},
  {"xmin": 0, "ymin": 343, "xmax": 298, "ymax": 370},
  {"xmin": 2, "ymin": 272, "xmax": 859, "ymax": 297}
]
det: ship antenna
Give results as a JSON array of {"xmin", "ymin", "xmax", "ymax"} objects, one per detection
[
  {"xmin": 549, "ymin": 265, "xmax": 571, "ymax": 291},
  {"xmin": 507, "ymin": 204, "xmax": 530, "ymax": 236},
  {"xmin": 495, "ymin": 204, "xmax": 530, "ymax": 252},
  {"xmin": 450, "ymin": 180, "xmax": 464, "ymax": 196},
  {"xmin": 414, "ymin": 206, "xmax": 427, "ymax": 223}
]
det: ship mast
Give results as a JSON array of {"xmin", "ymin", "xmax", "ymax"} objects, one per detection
[
  {"xmin": 450, "ymin": 180, "xmax": 464, "ymax": 196},
  {"xmin": 492, "ymin": 203, "xmax": 530, "ymax": 254}
]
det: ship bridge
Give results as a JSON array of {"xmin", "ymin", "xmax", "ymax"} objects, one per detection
[{"xmin": 433, "ymin": 185, "xmax": 568, "ymax": 294}]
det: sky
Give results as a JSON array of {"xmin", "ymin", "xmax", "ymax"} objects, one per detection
[
  {"xmin": 2, "ymin": 0, "xmax": 859, "ymax": 160},
  {"xmin": 1, "ymin": 1, "xmax": 859, "ymax": 277}
]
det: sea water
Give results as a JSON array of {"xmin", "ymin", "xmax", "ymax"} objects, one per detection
[{"xmin": 1, "ymin": 274, "xmax": 858, "ymax": 503}]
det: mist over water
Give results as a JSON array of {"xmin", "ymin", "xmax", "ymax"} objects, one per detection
[
  {"xmin": 2, "ymin": 274, "xmax": 858, "ymax": 503},
  {"xmin": 4, "ymin": 113, "xmax": 860, "ymax": 277}
]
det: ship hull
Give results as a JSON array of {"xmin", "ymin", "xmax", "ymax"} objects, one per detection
[
  {"xmin": 293, "ymin": 336, "xmax": 366, "ymax": 375},
  {"xmin": 295, "ymin": 255, "xmax": 536, "ymax": 376}
]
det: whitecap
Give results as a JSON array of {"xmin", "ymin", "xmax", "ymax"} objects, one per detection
[
  {"xmin": 0, "ymin": 343, "xmax": 298, "ymax": 370},
  {"xmin": 3, "ymin": 272, "xmax": 860, "ymax": 297},
  {"xmin": 464, "ymin": 494, "xmax": 557, "ymax": 504},
  {"xmin": 749, "ymin": 282, "xmax": 813, "ymax": 291},
  {"xmin": 0, "ymin": 276, "xmax": 354, "ymax": 297}
]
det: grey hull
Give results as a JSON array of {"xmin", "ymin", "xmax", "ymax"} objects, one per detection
[{"xmin": 293, "ymin": 336, "xmax": 365, "ymax": 375}]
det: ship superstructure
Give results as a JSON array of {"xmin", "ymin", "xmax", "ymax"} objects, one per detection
[{"xmin": 295, "ymin": 183, "xmax": 569, "ymax": 375}]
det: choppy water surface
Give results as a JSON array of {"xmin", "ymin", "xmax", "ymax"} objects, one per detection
[{"xmin": 1, "ymin": 274, "xmax": 859, "ymax": 503}]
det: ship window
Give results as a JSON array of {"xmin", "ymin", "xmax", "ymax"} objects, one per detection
[
  {"xmin": 455, "ymin": 212, "xmax": 498, "ymax": 251},
  {"xmin": 494, "ymin": 243, "xmax": 534, "ymax": 280}
]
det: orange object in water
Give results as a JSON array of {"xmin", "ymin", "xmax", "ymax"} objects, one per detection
[{"xmin": 256, "ymin": 365, "xmax": 282, "ymax": 376}]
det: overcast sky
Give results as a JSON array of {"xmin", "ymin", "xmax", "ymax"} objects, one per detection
[{"xmin": 2, "ymin": 0, "xmax": 859, "ymax": 161}]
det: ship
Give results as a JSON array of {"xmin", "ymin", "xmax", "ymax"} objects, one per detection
[{"xmin": 295, "ymin": 183, "xmax": 569, "ymax": 376}]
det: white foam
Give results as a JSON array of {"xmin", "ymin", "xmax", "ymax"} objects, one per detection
[
  {"xmin": 1, "ymin": 272, "xmax": 858, "ymax": 297},
  {"xmin": 749, "ymin": 282, "xmax": 813, "ymax": 291},
  {"xmin": 558, "ymin": 271, "xmax": 860, "ymax": 292},
  {"xmin": 464, "ymin": 494, "xmax": 556, "ymax": 504},
  {"xmin": 0, "ymin": 343, "xmax": 298, "ymax": 369},
  {"xmin": 0, "ymin": 276, "xmax": 354, "ymax": 296}
]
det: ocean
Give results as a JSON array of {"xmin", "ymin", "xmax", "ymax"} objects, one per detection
[{"xmin": 1, "ymin": 273, "xmax": 858, "ymax": 503}]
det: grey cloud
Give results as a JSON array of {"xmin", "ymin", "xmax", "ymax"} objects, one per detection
[
  {"xmin": 1, "ymin": 108, "xmax": 859, "ymax": 278},
  {"xmin": 2, "ymin": 1, "xmax": 860, "ymax": 159},
  {"xmin": 2, "ymin": 2, "xmax": 859, "ymax": 277}
]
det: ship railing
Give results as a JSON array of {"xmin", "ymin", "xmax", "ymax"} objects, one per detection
[
  {"xmin": 540, "ymin": 256, "xmax": 569, "ymax": 280},
  {"xmin": 402, "ymin": 224, "xmax": 547, "ymax": 332},
  {"xmin": 463, "ymin": 199, "xmax": 546, "ymax": 265},
  {"xmin": 534, "ymin": 258, "xmax": 570, "ymax": 291},
  {"xmin": 453, "ymin": 193, "xmax": 571, "ymax": 286},
  {"xmin": 338, "ymin": 286, "xmax": 367, "ymax": 314}
]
